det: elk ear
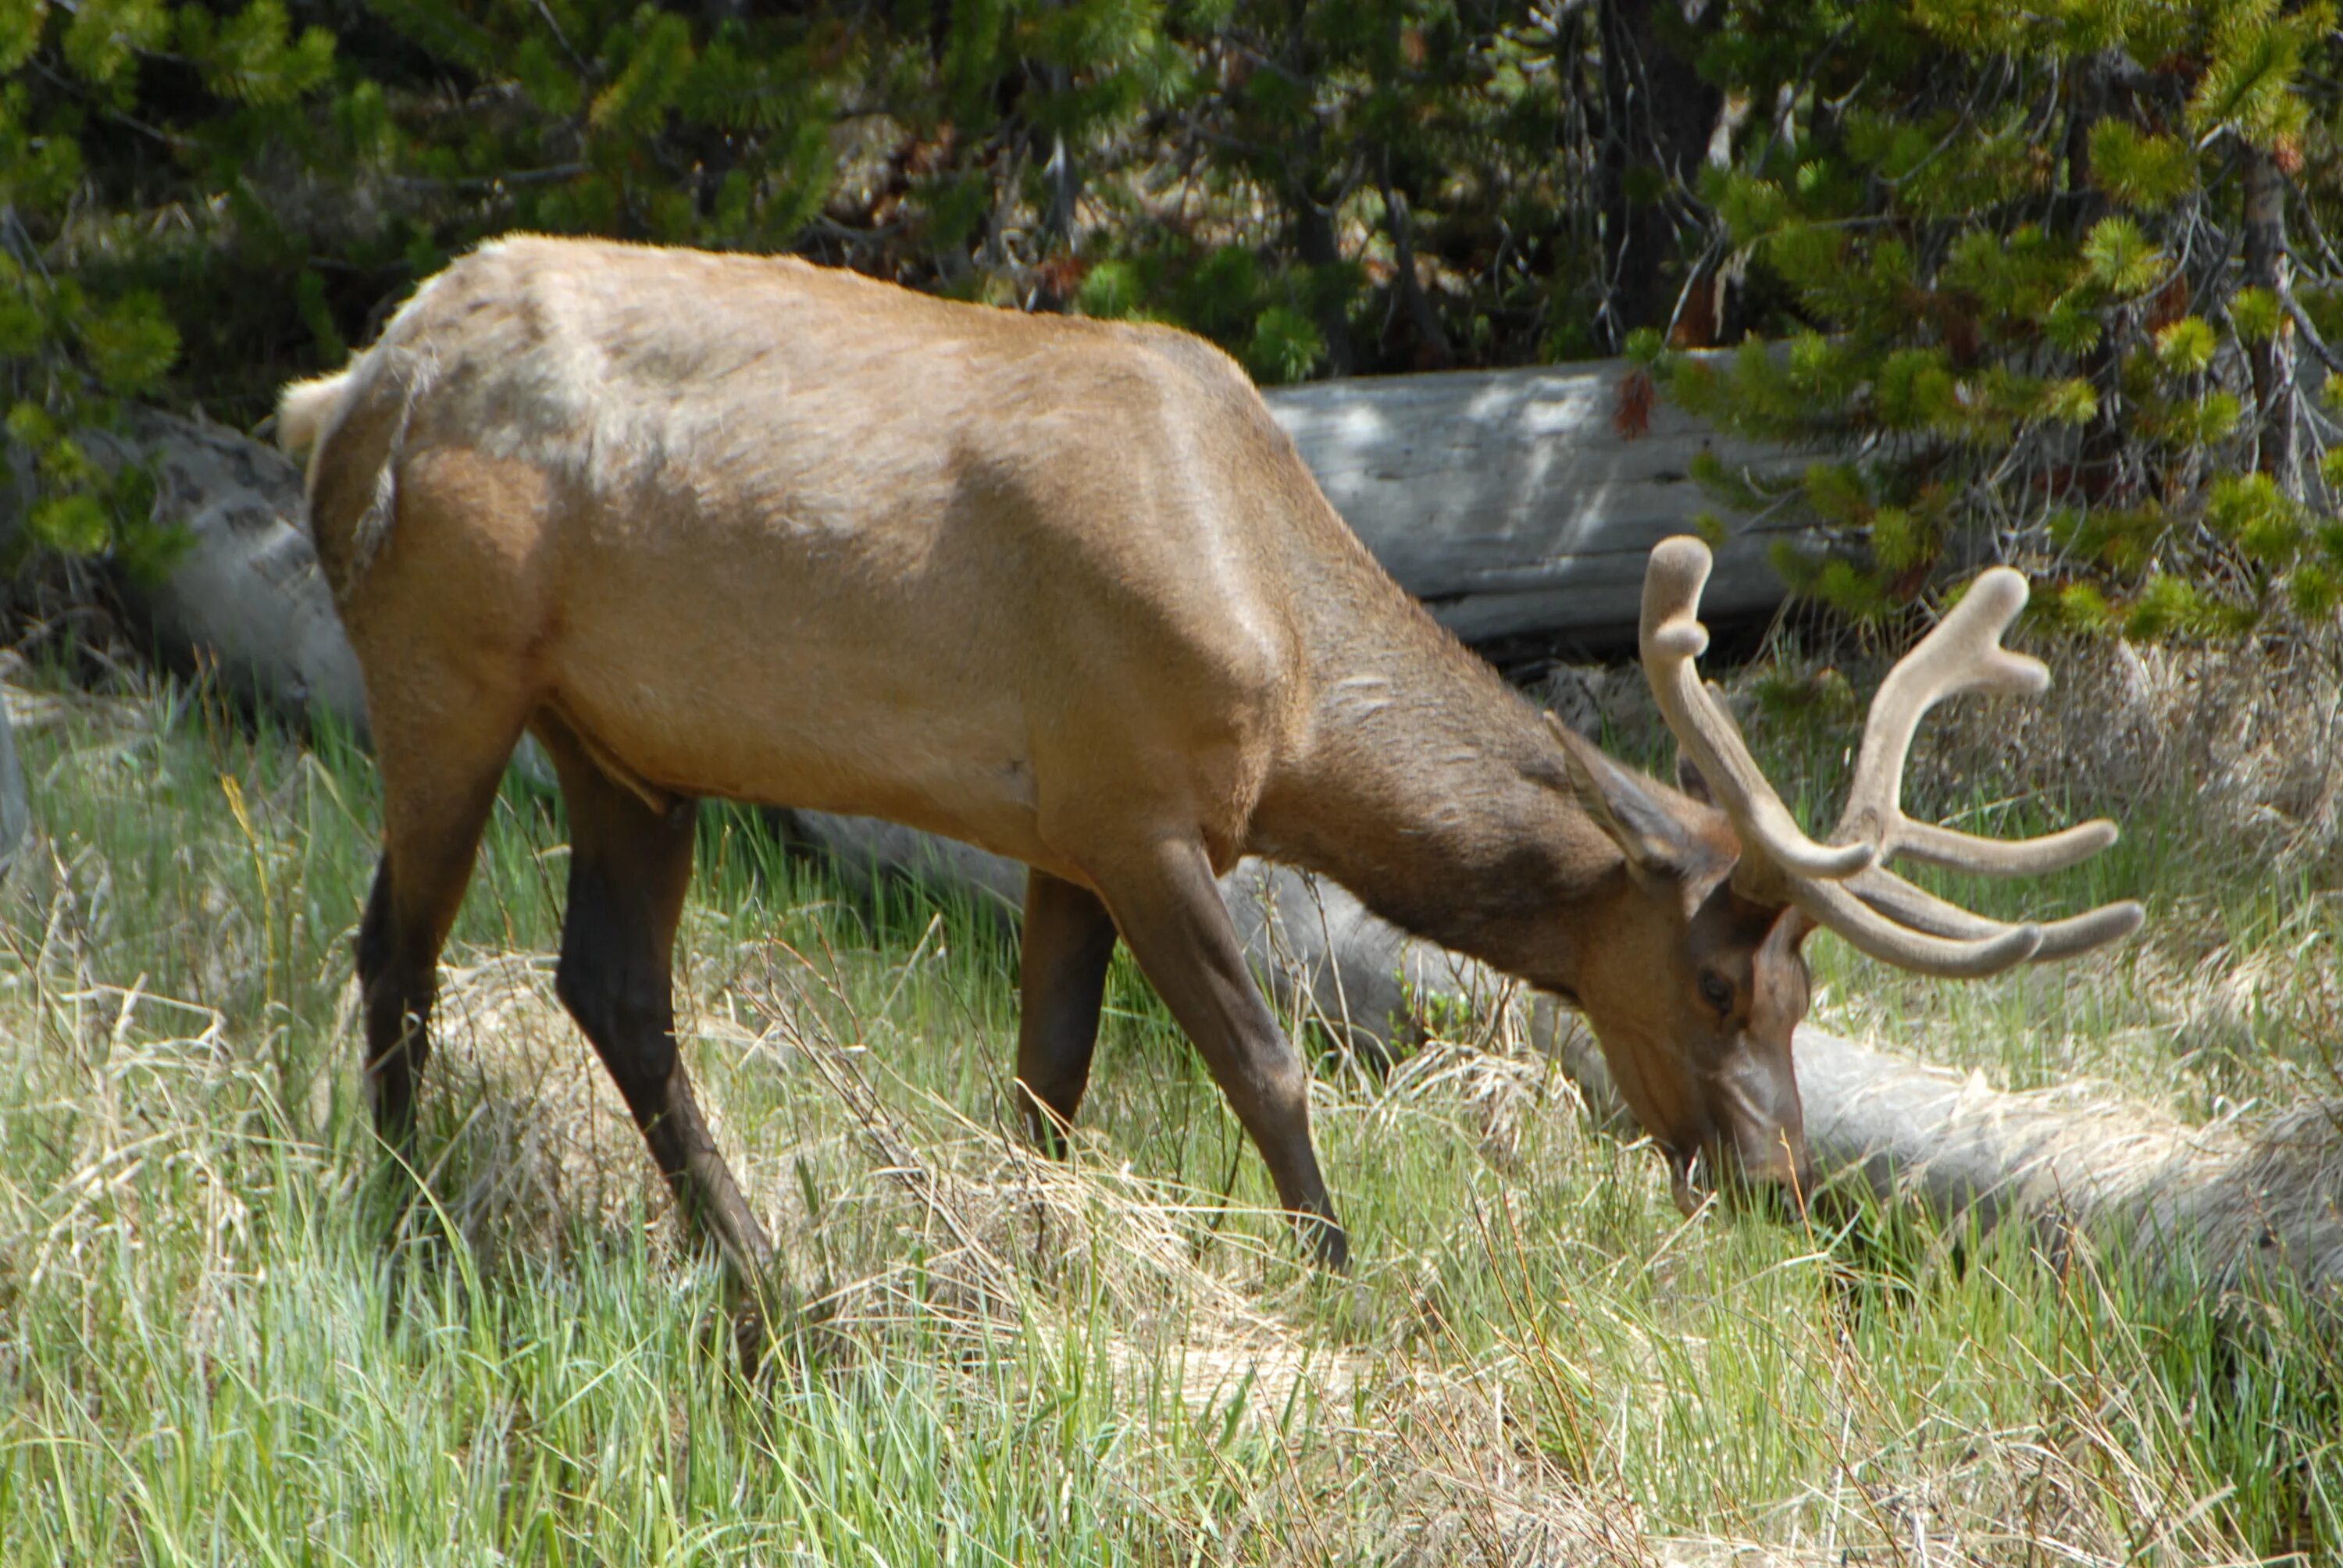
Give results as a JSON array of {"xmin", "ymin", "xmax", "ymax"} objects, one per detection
[
  {"xmin": 1545, "ymin": 715, "xmax": 1705, "ymax": 882},
  {"xmin": 1772, "ymin": 904, "xmax": 1818, "ymax": 953},
  {"xmin": 1674, "ymin": 747, "xmax": 1714, "ymax": 806}
]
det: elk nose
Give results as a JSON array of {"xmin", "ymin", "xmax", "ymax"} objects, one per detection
[{"xmin": 1711, "ymin": 1128, "xmax": 1814, "ymax": 1220}]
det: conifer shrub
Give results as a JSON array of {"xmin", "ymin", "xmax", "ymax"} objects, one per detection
[{"xmin": 1650, "ymin": 0, "xmax": 2343, "ymax": 640}]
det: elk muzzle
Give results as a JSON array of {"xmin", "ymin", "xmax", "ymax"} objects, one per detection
[
  {"xmin": 1668, "ymin": 1058, "xmax": 1815, "ymax": 1219},
  {"xmin": 1670, "ymin": 1135, "xmax": 1817, "ymax": 1220}
]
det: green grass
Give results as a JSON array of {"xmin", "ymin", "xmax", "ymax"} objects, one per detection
[{"xmin": 2, "ymin": 673, "xmax": 2338, "ymax": 1565}]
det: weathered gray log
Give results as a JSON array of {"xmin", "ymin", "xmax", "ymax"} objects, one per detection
[
  {"xmin": 772, "ymin": 807, "xmax": 1500, "ymax": 1062},
  {"xmin": 1268, "ymin": 362, "xmax": 1802, "ymax": 644},
  {"xmin": 98, "ymin": 406, "xmax": 2343, "ymax": 1306},
  {"xmin": 1788, "ymin": 1031, "xmax": 2343, "ymax": 1299},
  {"xmin": 89, "ymin": 409, "xmax": 373, "ymax": 739}
]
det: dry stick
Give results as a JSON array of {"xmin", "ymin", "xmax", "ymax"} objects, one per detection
[{"xmin": 752, "ymin": 936, "xmax": 1019, "ymax": 1313}]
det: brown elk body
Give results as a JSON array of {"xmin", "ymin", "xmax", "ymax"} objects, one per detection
[{"xmin": 280, "ymin": 236, "xmax": 2139, "ymax": 1286}]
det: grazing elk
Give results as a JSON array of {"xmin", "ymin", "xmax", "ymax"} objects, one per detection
[{"xmin": 277, "ymin": 235, "xmax": 2139, "ymax": 1289}]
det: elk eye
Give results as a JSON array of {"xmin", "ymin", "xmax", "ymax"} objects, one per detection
[{"xmin": 1697, "ymin": 971, "xmax": 1734, "ymax": 1014}]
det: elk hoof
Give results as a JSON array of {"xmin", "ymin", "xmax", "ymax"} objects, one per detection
[{"xmin": 1299, "ymin": 1211, "xmax": 1351, "ymax": 1272}]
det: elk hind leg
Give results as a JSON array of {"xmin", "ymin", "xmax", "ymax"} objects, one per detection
[
  {"xmin": 537, "ymin": 720, "xmax": 775, "ymax": 1296},
  {"xmin": 356, "ymin": 686, "xmax": 525, "ymax": 1165},
  {"xmin": 1015, "ymin": 868, "xmax": 1121, "ymax": 1156}
]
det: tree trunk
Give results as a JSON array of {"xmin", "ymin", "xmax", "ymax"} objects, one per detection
[
  {"xmin": 1595, "ymin": 0, "xmax": 1721, "ymax": 345},
  {"xmin": 1289, "ymin": 175, "xmax": 1359, "ymax": 380},
  {"xmin": 1378, "ymin": 179, "xmax": 1457, "ymax": 372},
  {"xmin": 2067, "ymin": 55, "xmax": 2134, "ymax": 504},
  {"xmin": 2242, "ymin": 148, "xmax": 2302, "ymax": 498},
  {"xmin": 1275, "ymin": 2, "xmax": 1358, "ymax": 380}
]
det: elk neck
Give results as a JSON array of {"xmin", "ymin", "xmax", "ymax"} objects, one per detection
[{"xmin": 1248, "ymin": 558, "xmax": 1626, "ymax": 992}]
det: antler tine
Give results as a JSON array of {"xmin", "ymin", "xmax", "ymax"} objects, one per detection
[
  {"xmin": 1845, "ymin": 863, "xmax": 2143, "ymax": 959},
  {"xmin": 1889, "ymin": 818, "xmax": 2118, "ymax": 876},
  {"xmin": 1835, "ymin": 567, "xmax": 2122, "ymax": 877},
  {"xmin": 1639, "ymin": 537, "xmax": 1874, "ymax": 883},
  {"xmin": 1818, "ymin": 562, "xmax": 2142, "ymax": 968},
  {"xmin": 1795, "ymin": 875, "xmax": 2045, "ymax": 978}
]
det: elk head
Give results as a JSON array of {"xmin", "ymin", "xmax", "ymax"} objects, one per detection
[{"xmin": 1551, "ymin": 537, "xmax": 2143, "ymax": 1213}]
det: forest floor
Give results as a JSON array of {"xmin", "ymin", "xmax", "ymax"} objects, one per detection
[{"xmin": 2, "ymin": 659, "xmax": 2338, "ymax": 1566}]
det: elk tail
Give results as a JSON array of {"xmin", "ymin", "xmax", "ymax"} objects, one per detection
[
  {"xmin": 273, "ymin": 345, "xmax": 413, "ymax": 596},
  {"xmin": 276, "ymin": 369, "xmax": 355, "ymax": 462}
]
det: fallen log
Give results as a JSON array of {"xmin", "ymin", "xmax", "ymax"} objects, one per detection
[
  {"xmin": 1264, "ymin": 362, "xmax": 1801, "ymax": 645},
  {"xmin": 92, "ymin": 408, "xmax": 2343, "ymax": 1306},
  {"xmin": 1789, "ymin": 1030, "xmax": 2343, "ymax": 1298},
  {"xmin": 769, "ymin": 807, "xmax": 1507, "ymax": 1067},
  {"xmin": 85, "ymin": 355, "xmax": 1799, "ymax": 675},
  {"xmin": 85, "ymin": 409, "xmax": 374, "ymax": 738}
]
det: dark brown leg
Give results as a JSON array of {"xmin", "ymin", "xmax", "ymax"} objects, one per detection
[
  {"xmin": 536, "ymin": 722, "xmax": 775, "ymax": 1297},
  {"xmin": 355, "ymin": 857, "xmax": 427, "ymax": 1153},
  {"xmin": 356, "ymin": 705, "xmax": 518, "ymax": 1164},
  {"xmin": 1015, "ymin": 868, "xmax": 1121, "ymax": 1155},
  {"xmin": 1091, "ymin": 837, "xmax": 1346, "ymax": 1268}
]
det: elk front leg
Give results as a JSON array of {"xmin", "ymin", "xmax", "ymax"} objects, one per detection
[
  {"xmin": 1090, "ymin": 837, "xmax": 1346, "ymax": 1269},
  {"xmin": 1015, "ymin": 868, "xmax": 1121, "ymax": 1155}
]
